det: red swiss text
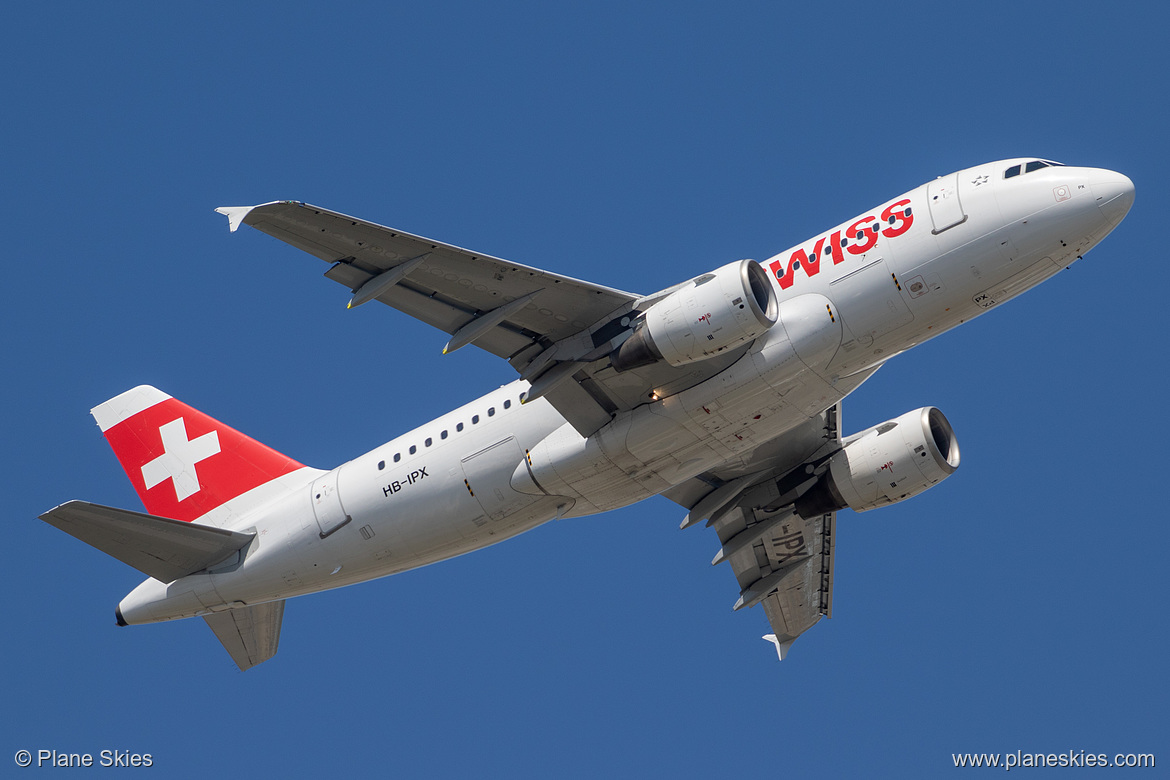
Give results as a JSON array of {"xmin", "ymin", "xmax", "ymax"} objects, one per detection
[{"xmin": 769, "ymin": 199, "xmax": 913, "ymax": 290}]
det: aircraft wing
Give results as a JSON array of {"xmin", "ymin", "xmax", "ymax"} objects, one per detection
[
  {"xmin": 203, "ymin": 600, "xmax": 285, "ymax": 671},
  {"xmin": 218, "ymin": 201, "xmax": 752, "ymax": 436},
  {"xmin": 665, "ymin": 405, "xmax": 841, "ymax": 659}
]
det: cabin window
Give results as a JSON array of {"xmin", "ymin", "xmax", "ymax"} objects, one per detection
[
  {"xmin": 425, "ymin": 437, "xmax": 432, "ymax": 447},
  {"xmin": 441, "ymin": 430, "xmax": 448, "ymax": 440},
  {"xmin": 393, "ymin": 453, "xmax": 401, "ymax": 463},
  {"xmin": 409, "ymin": 445, "xmax": 417, "ymax": 455},
  {"xmin": 457, "ymin": 422, "xmax": 464, "ymax": 432},
  {"xmin": 378, "ymin": 460, "xmax": 385, "ymax": 470},
  {"xmin": 503, "ymin": 399, "xmax": 511, "ymax": 409},
  {"xmin": 488, "ymin": 407, "xmax": 495, "ymax": 417},
  {"xmin": 472, "ymin": 415, "xmax": 480, "ymax": 424}
]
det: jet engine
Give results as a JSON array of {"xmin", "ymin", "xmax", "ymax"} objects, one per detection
[
  {"xmin": 612, "ymin": 259, "xmax": 778, "ymax": 371},
  {"xmin": 796, "ymin": 407, "xmax": 960, "ymax": 516}
]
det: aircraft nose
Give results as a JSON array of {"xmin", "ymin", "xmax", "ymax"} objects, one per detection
[{"xmin": 1090, "ymin": 169, "xmax": 1135, "ymax": 226}]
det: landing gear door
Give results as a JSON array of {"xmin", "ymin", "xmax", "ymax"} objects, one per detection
[
  {"xmin": 310, "ymin": 471, "xmax": 351, "ymax": 538},
  {"xmin": 927, "ymin": 173, "xmax": 967, "ymax": 234}
]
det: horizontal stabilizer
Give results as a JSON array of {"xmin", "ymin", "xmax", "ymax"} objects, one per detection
[
  {"xmin": 204, "ymin": 600, "xmax": 285, "ymax": 671},
  {"xmin": 39, "ymin": 500, "xmax": 254, "ymax": 583}
]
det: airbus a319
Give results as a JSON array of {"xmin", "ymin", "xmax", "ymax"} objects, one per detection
[{"xmin": 42, "ymin": 159, "xmax": 1133, "ymax": 670}]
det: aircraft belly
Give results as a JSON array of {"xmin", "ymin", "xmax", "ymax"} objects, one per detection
[
  {"xmin": 680, "ymin": 319, "xmax": 833, "ymax": 424},
  {"xmin": 519, "ymin": 422, "xmax": 653, "ymax": 512},
  {"xmin": 215, "ymin": 463, "xmax": 564, "ymax": 602},
  {"xmin": 539, "ymin": 355, "xmax": 849, "ymax": 511}
]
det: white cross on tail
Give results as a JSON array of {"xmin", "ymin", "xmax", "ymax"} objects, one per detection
[{"xmin": 140, "ymin": 418, "xmax": 221, "ymax": 501}]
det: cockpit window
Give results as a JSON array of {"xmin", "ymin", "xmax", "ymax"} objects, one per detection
[{"xmin": 1005, "ymin": 159, "xmax": 1065, "ymax": 179}]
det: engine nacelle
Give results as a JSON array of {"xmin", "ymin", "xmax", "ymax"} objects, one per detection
[
  {"xmin": 796, "ymin": 407, "xmax": 960, "ymax": 516},
  {"xmin": 612, "ymin": 259, "xmax": 778, "ymax": 371}
]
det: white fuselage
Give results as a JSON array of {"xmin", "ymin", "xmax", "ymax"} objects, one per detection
[{"xmin": 119, "ymin": 159, "xmax": 1134, "ymax": 624}]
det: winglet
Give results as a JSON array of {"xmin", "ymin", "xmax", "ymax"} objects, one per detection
[
  {"xmin": 215, "ymin": 205, "xmax": 255, "ymax": 233},
  {"xmin": 763, "ymin": 633, "xmax": 795, "ymax": 661}
]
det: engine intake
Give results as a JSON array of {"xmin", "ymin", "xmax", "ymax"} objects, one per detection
[
  {"xmin": 612, "ymin": 259, "xmax": 778, "ymax": 371},
  {"xmin": 796, "ymin": 407, "xmax": 960, "ymax": 516}
]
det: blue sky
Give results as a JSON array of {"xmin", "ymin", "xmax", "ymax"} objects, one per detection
[{"xmin": 4, "ymin": 2, "xmax": 1165, "ymax": 776}]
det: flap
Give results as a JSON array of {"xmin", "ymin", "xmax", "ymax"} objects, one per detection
[
  {"xmin": 672, "ymin": 405, "xmax": 842, "ymax": 658},
  {"xmin": 39, "ymin": 500, "xmax": 254, "ymax": 583},
  {"xmin": 223, "ymin": 200, "xmax": 637, "ymax": 359},
  {"xmin": 757, "ymin": 511, "xmax": 835, "ymax": 646}
]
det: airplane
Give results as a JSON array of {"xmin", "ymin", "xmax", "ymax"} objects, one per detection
[{"xmin": 41, "ymin": 158, "xmax": 1134, "ymax": 670}]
